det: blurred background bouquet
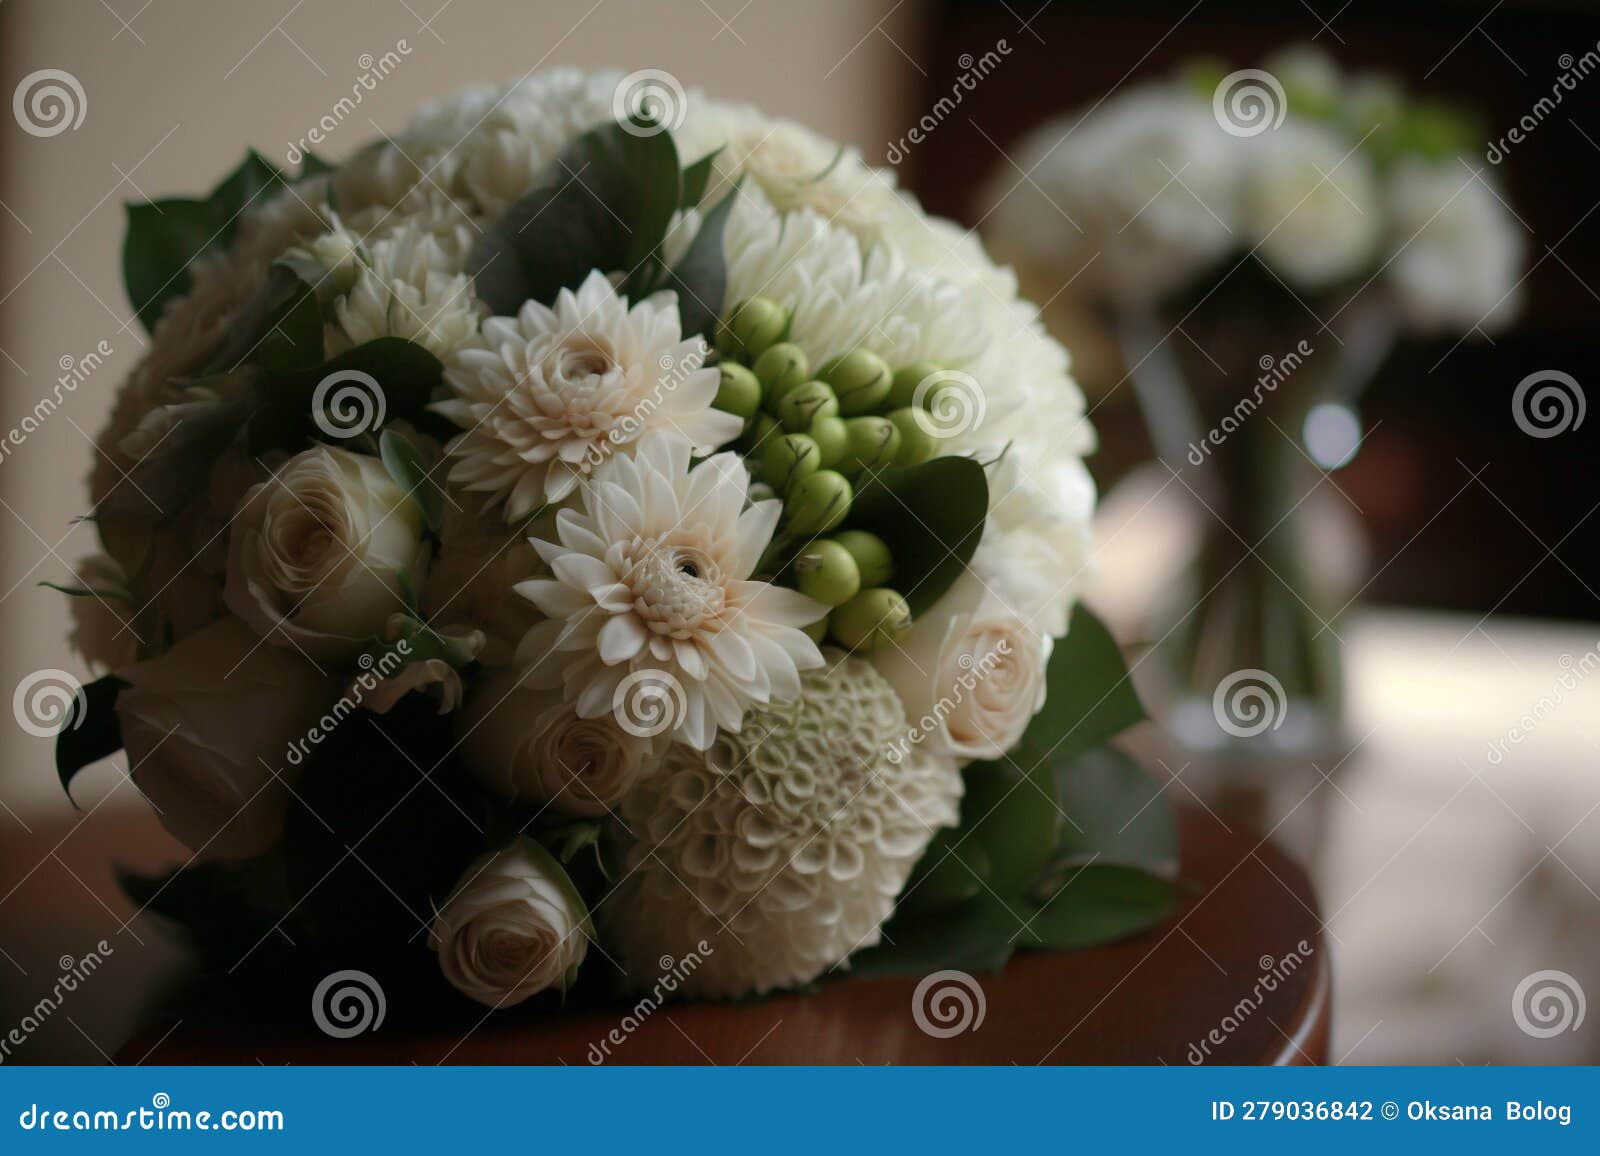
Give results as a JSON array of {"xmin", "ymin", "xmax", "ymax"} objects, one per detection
[{"xmin": 981, "ymin": 45, "xmax": 1525, "ymax": 851}]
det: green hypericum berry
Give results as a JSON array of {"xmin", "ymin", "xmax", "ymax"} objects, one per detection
[
  {"xmin": 784, "ymin": 469, "xmax": 852, "ymax": 536},
  {"xmin": 888, "ymin": 361, "xmax": 944, "ymax": 410},
  {"xmin": 842, "ymin": 416, "xmax": 901, "ymax": 474},
  {"xmin": 714, "ymin": 362, "xmax": 762, "ymax": 420},
  {"xmin": 748, "ymin": 481, "xmax": 778, "ymax": 504},
  {"xmin": 777, "ymin": 380, "xmax": 839, "ymax": 432},
  {"xmin": 831, "ymin": 587, "xmax": 911, "ymax": 652},
  {"xmin": 752, "ymin": 342, "xmax": 811, "ymax": 396},
  {"xmin": 832, "ymin": 529, "xmax": 894, "ymax": 588},
  {"xmin": 886, "ymin": 407, "xmax": 936, "ymax": 466},
  {"xmin": 721, "ymin": 297, "xmax": 787, "ymax": 359},
  {"xmin": 823, "ymin": 349, "xmax": 893, "ymax": 416},
  {"xmin": 746, "ymin": 413, "xmax": 782, "ymax": 455},
  {"xmin": 808, "ymin": 415, "xmax": 849, "ymax": 467},
  {"xmin": 794, "ymin": 539, "xmax": 862, "ymax": 606},
  {"xmin": 762, "ymin": 433, "xmax": 821, "ymax": 493},
  {"xmin": 803, "ymin": 615, "xmax": 829, "ymax": 644}
]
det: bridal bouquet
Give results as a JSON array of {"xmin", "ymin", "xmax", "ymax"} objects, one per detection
[
  {"xmin": 52, "ymin": 70, "xmax": 1174, "ymax": 1013},
  {"xmin": 984, "ymin": 45, "xmax": 1523, "ymax": 333}
]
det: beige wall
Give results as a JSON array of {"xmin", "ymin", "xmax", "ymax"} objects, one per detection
[{"xmin": 0, "ymin": 0, "xmax": 920, "ymax": 816}]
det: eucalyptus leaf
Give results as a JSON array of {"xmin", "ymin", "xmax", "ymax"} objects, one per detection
[
  {"xmin": 56, "ymin": 675, "xmax": 128, "ymax": 800},
  {"xmin": 845, "ymin": 455, "xmax": 987, "ymax": 617}
]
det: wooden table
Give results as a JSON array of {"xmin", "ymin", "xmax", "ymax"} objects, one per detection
[{"xmin": 118, "ymin": 808, "xmax": 1328, "ymax": 1064}]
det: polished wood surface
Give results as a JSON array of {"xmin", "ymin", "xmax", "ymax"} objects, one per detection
[{"xmin": 117, "ymin": 808, "xmax": 1328, "ymax": 1065}]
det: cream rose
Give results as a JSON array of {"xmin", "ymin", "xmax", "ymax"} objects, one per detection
[
  {"xmin": 1244, "ymin": 119, "xmax": 1382, "ymax": 290},
  {"xmin": 225, "ymin": 445, "xmax": 429, "ymax": 664},
  {"xmin": 115, "ymin": 616, "xmax": 340, "ymax": 860},
  {"xmin": 456, "ymin": 671, "xmax": 660, "ymax": 816},
  {"xmin": 430, "ymin": 838, "xmax": 590, "ymax": 1008},
  {"xmin": 872, "ymin": 569, "xmax": 1051, "ymax": 763}
]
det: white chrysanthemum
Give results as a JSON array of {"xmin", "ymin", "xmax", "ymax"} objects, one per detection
[
  {"xmin": 982, "ymin": 85, "xmax": 1242, "ymax": 304},
  {"xmin": 680, "ymin": 101, "xmax": 899, "ymax": 239},
  {"xmin": 724, "ymin": 189, "xmax": 986, "ymax": 367},
  {"xmin": 331, "ymin": 214, "xmax": 482, "ymax": 358},
  {"xmin": 602, "ymin": 652, "xmax": 963, "ymax": 997},
  {"xmin": 1243, "ymin": 117, "xmax": 1382, "ymax": 290},
  {"xmin": 456, "ymin": 69, "xmax": 624, "ymax": 215},
  {"xmin": 432, "ymin": 269, "xmax": 742, "ymax": 517},
  {"xmin": 515, "ymin": 431, "xmax": 826, "ymax": 751},
  {"xmin": 1385, "ymin": 158, "xmax": 1524, "ymax": 334}
]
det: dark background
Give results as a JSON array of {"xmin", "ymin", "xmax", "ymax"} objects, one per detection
[{"xmin": 905, "ymin": 0, "xmax": 1598, "ymax": 620}]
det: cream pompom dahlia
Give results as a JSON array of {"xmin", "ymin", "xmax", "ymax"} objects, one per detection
[
  {"xmin": 515, "ymin": 431, "xmax": 826, "ymax": 751},
  {"xmin": 602, "ymin": 652, "xmax": 964, "ymax": 997},
  {"xmin": 432, "ymin": 270, "xmax": 742, "ymax": 519}
]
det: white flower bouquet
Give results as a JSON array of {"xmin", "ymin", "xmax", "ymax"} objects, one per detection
[
  {"xmin": 985, "ymin": 46, "xmax": 1524, "ymax": 332},
  {"xmin": 54, "ymin": 70, "xmax": 1175, "ymax": 1014}
]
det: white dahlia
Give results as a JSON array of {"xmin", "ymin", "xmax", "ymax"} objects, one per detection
[
  {"xmin": 432, "ymin": 269, "xmax": 742, "ymax": 519},
  {"xmin": 331, "ymin": 214, "xmax": 482, "ymax": 358},
  {"xmin": 515, "ymin": 431, "xmax": 826, "ymax": 751},
  {"xmin": 601, "ymin": 652, "xmax": 963, "ymax": 997}
]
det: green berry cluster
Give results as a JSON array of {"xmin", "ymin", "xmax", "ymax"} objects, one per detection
[{"xmin": 713, "ymin": 296, "xmax": 954, "ymax": 653}]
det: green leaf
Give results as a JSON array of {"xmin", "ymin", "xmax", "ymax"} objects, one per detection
[
  {"xmin": 661, "ymin": 181, "xmax": 739, "ymax": 344},
  {"xmin": 378, "ymin": 428, "xmax": 443, "ymax": 533},
  {"xmin": 1040, "ymin": 745, "xmax": 1177, "ymax": 885},
  {"xmin": 123, "ymin": 151, "xmax": 286, "ymax": 332},
  {"xmin": 1019, "ymin": 603, "xmax": 1144, "ymax": 763},
  {"xmin": 268, "ymin": 337, "xmax": 443, "ymax": 446},
  {"xmin": 204, "ymin": 262, "xmax": 325, "ymax": 376},
  {"xmin": 1019, "ymin": 865, "xmax": 1175, "ymax": 952},
  {"xmin": 100, "ymin": 383, "xmax": 254, "ymax": 520},
  {"xmin": 469, "ymin": 120, "xmax": 682, "ymax": 316},
  {"xmin": 679, "ymin": 147, "xmax": 721, "ymax": 207},
  {"xmin": 959, "ymin": 756, "xmax": 1061, "ymax": 894},
  {"xmin": 898, "ymin": 828, "xmax": 989, "ymax": 915},
  {"xmin": 848, "ymin": 890, "xmax": 1024, "ymax": 978},
  {"xmin": 544, "ymin": 820, "xmax": 604, "ymax": 866},
  {"xmin": 56, "ymin": 675, "xmax": 128, "ymax": 800},
  {"xmin": 845, "ymin": 455, "xmax": 987, "ymax": 617}
]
